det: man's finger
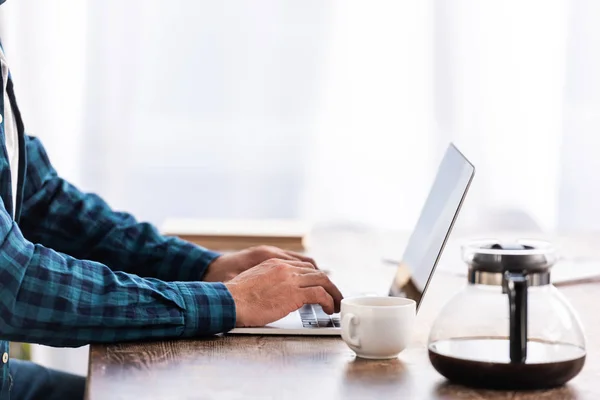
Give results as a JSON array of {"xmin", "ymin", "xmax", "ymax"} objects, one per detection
[
  {"xmin": 277, "ymin": 260, "xmax": 317, "ymax": 270},
  {"xmin": 301, "ymin": 287, "xmax": 335, "ymax": 314},
  {"xmin": 266, "ymin": 252, "xmax": 298, "ymax": 262},
  {"xmin": 283, "ymin": 251, "xmax": 318, "ymax": 269},
  {"xmin": 296, "ymin": 272, "xmax": 343, "ymax": 313}
]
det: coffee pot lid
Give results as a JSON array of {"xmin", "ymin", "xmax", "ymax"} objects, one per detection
[{"xmin": 463, "ymin": 239, "xmax": 557, "ymax": 274}]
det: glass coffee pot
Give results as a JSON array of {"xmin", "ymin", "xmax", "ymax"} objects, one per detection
[{"xmin": 428, "ymin": 240, "xmax": 586, "ymax": 390}]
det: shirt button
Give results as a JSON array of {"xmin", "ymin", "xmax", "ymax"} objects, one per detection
[
  {"xmin": 0, "ymin": 114, "xmax": 3, "ymax": 124},
  {"xmin": 1, "ymin": 352, "xmax": 7, "ymax": 364}
]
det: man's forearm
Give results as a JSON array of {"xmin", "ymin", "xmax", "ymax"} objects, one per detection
[
  {"xmin": 0, "ymin": 212, "xmax": 235, "ymax": 347},
  {"xmin": 19, "ymin": 135, "xmax": 220, "ymax": 282}
]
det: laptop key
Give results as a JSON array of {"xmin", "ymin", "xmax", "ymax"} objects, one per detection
[
  {"xmin": 299, "ymin": 304, "xmax": 341, "ymax": 328},
  {"xmin": 317, "ymin": 320, "xmax": 335, "ymax": 328}
]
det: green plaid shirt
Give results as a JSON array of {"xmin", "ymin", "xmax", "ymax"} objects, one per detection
[{"xmin": 0, "ymin": 42, "xmax": 236, "ymax": 398}]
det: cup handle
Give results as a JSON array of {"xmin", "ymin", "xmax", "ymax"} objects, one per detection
[{"xmin": 341, "ymin": 313, "xmax": 361, "ymax": 348}]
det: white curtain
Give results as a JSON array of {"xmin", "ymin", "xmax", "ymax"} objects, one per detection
[
  {"xmin": 306, "ymin": 0, "xmax": 572, "ymax": 232},
  {"xmin": 560, "ymin": 0, "xmax": 600, "ymax": 230},
  {"xmin": 1, "ymin": 0, "xmax": 599, "ymax": 375}
]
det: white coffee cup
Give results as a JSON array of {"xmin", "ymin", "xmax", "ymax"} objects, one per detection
[{"xmin": 340, "ymin": 296, "xmax": 416, "ymax": 360}]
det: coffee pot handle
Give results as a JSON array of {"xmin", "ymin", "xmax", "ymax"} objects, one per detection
[{"xmin": 504, "ymin": 271, "xmax": 528, "ymax": 363}]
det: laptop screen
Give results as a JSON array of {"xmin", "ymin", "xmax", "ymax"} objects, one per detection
[{"xmin": 388, "ymin": 144, "xmax": 475, "ymax": 310}]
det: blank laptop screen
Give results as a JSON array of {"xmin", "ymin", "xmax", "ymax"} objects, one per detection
[{"xmin": 388, "ymin": 144, "xmax": 474, "ymax": 310}]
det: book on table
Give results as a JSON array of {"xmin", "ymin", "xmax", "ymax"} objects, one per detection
[{"xmin": 161, "ymin": 219, "xmax": 308, "ymax": 252}]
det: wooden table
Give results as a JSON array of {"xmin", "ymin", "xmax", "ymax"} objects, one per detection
[{"xmin": 86, "ymin": 229, "xmax": 600, "ymax": 399}]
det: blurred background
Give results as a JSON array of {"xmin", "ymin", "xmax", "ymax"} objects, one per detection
[{"xmin": 0, "ymin": 0, "xmax": 599, "ymax": 376}]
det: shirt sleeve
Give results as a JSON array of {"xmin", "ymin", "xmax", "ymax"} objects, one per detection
[
  {"xmin": 18, "ymin": 135, "xmax": 221, "ymax": 282},
  {"xmin": 0, "ymin": 203, "xmax": 236, "ymax": 347}
]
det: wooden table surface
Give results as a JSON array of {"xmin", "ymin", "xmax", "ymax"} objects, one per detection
[{"xmin": 86, "ymin": 228, "xmax": 600, "ymax": 400}]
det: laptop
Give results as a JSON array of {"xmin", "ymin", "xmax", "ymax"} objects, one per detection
[{"xmin": 229, "ymin": 143, "xmax": 475, "ymax": 335}]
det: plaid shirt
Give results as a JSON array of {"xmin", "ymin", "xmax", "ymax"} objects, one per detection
[{"xmin": 0, "ymin": 42, "xmax": 236, "ymax": 397}]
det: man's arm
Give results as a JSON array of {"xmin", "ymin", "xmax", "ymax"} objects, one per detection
[
  {"xmin": 18, "ymin": 135, "xmax": 220, "ymax": 282},
  {"xmin": 0, "ymin": 201, "xmax": 235, "ymax": 347}
]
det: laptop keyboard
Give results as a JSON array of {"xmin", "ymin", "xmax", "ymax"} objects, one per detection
[{"xmin": 299, "ymin": 304, "xmax": 341, "ymax": 328}]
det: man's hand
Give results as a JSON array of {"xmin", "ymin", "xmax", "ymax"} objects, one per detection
[
  {"xmin": 203, "ymin": 245, "xmax": 317, "ymax": 282},
  {"xmin": 224, "ymin": 258, "xmax": 343, "ymax": 327}
]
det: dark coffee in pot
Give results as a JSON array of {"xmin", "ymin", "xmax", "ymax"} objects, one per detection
[{"xmin": 429, "ymin": 337, "xmax": 586, "ymax": 390}]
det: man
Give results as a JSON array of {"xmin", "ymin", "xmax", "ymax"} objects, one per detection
[{"xmin": 0, "ymin": 3, "xmax": 343, "ymax": 399}]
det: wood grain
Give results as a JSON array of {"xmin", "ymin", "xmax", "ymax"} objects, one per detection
[{"xmin": 86, "ymin": 230, "xmax": 600, "ymax": 400}]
